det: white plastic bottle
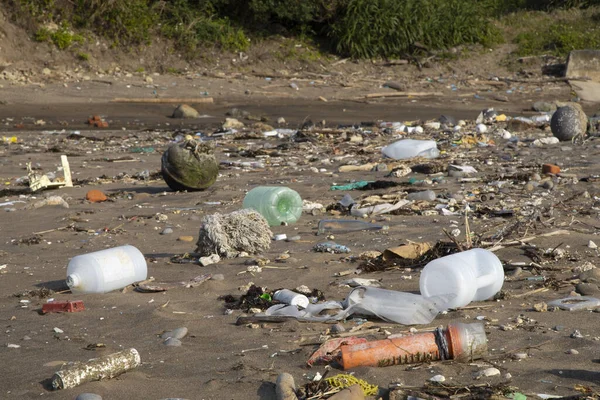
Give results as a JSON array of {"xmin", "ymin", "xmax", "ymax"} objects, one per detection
[
  {"xmin": 273, "ymin": 289, "xmax": 309, "ymax": 308},
  {"xmin": 66, "ymin": 245, "xmax": 148, "ymax": 294},
  {"xmin": 242, "ymin": 186, "xmax": 303, "ymax": 226},
  {"xmin": 419, "ymin": 248, "xmax": 504, "ymax": 308},
  {"xmin": 381, "ymin": 139, "xmax": 439, "ymax": 160}
]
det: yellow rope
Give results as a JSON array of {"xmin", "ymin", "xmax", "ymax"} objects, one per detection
[{"xmin": 324, "ymin": 374, "xmax": 378, "ymax": 396}]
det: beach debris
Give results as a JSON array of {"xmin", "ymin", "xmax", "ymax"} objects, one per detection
[
  {"xmin": 42, "ymin": 300, "xmax": 85, "ymax": 314},
  {"xmin": 27, "ymin": 155, "xmax": 73, "ymax": 192},
  {"xmin": 195, "ymin": 209, "xmax": 272, "ymax": 258},
  {"xmin": 314, "ymin": 241, "xmax": 350, "ymax": 254},
  {"xmin": 51, "ymin": 348, "xmax": 141, "ymax": 390}
]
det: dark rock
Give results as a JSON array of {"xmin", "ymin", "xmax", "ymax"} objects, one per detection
[{"xmin": 551, "ymin": 103, "xmax": 587, "ymax": 141}]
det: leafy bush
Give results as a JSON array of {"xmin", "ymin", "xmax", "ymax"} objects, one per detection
[
  {"xmin": 158, "ymin": 0, "xmax": 249, "ymax": 55},
  {"xmin": 328, "ymin": 0, "xmax": 502, "ymax": 59},
  {"xmin": 72, "ymin": 0, "xmax": 157, "ymax": 45}
]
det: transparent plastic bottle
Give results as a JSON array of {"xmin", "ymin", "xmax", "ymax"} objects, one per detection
[
  {"xmin": 243, "ymin": 186, "xmax": 303, "ymax": 226},
  {"xmin": 66, "ymin": 245, "xmax": 148, "ymax": 294},
  {"xmin": 419, "ymin": 248, "xmax": 504, "ymax": 308},
  {"xmin": 382, "ymin": 139, "xmax": 440, "ymax": 160},
  {"xmin": 407, "ymin": 190, "xmax": 436, "ymax": 201}
]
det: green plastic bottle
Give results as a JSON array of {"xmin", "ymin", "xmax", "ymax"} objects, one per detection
[{"xmin": 243, "ymin": 186, "xmax": 303, "ymax": 226}]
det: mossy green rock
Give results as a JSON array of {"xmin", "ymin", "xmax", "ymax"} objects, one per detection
[{"xmin": 161, "ymin": 139, "xmax": 218, "ymax": 191}]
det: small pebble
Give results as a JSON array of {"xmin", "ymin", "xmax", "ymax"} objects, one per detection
[
  {"xmin": 286, "ymin": 235, "xmax": 301, "ymax": 242},
  {"xmin": 177, "ymin": 236, "xmax": 194, "ymax": 242},
  {"xmin": 163, "ymin": 337, "xmax": 182, "ymax": 347},
  {"xmin": 86, "ymin": 190, "xmax": 108, "ymax": 203},
  {"xmin": 76, "ymin": 394, "xmax": 103, "ymax": 400},
  {"xmin": 160, "ymin": 227, "xmax": 174, "ymax": 235},
  {"xmin": 429, "ymin": 375, "xmax": 445, "ymax": 383},
  {"xmin": 512, "ymin": 353, "xmax": 528, "ymax": 360},
  {"xmin": 509, "ymin": 267, "xmax": 523, "ymax": 278},
  {"xmin": 7, "ymin": 343, "xmax": 20, "ymax": 348},
  {"xmin": 476, "ymin": 367, "xmax": 500, "ymax": 379},
  {"xmin": 588, "ymin": 240, "xmax": 598, "ymax": 249},
  {"xmin": 566, "ymin": 349, "xmax": 579, "ymax": 355},
  {"xmin": 330, "ymin": 324, "xmax": 346, "ymax": 334},
  {"xmin": 541, "ymin": 180, "xmax": 554, "ymax": 190},
  {"xmin": 53, "ymin": 327, "xmax": 64, "ymax": 334},
  {"xmin": 161, "ymin": 327, "xmax": 188, "ymax": 340},
  {"xmin": 211, "ymin": 274, "xmax": 225, "ymax": 281}
]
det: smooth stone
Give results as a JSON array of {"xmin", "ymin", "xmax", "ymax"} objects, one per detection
[
  {"xmin": 580, "ymin": 268, "xmax": 600, "ymax": 282},
  {"xmin": 76, "ymin": 394, "xmax": 103, "ymax": 400},
  {"xmin": 177, "ymin": 236, "xmax": 194, "ymax": 242},
  {"xmin": 429, "ymin": 374, "xmax": 445, "ymax": 382},
  {"xmin": 160, "ymin": 227, "xmax": 174, "ymax": 235},
  {"xmin": 163, "ymin": 337, "xmax": 182, "ymax": 347},
  {"xmin": 533, "ymin": 101, "xmax": 556, "ymax": 113},
  {"xmin": 172, "ymin": 104, "xmax": 199, "ymax": 119},
  {"xmin": 286, "ymin": 235, "xmax": 301, "ymax": 242},
  {"xmin": 161, "ymin": 327, "xmax": 188, "ymax": 340},
  {"xmin": 576, "ymin": 283, "xmax": 600, "ymax": 296},
  {"xmin": 541, "ymin": 180, "xmax": 554, "ymax": 190},
  {"xmin": 566, "ymin": 349, "xmax": 579, "ymax": 355},
  {"xmin": 211, "ymin": 274, "xmax": 225, "ymax": 281}
]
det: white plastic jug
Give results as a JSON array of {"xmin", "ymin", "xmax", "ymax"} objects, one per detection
[
  {"xmin": 419, "ymin": 248, "xmax": 504, "ymax": 308},
  {"xmin": 381, "ymin": 139, "xmax": 439, "ymax": 160},
  {"xmin": 66, "ymin": 245, "xmax": 148, "ymax": 294}
]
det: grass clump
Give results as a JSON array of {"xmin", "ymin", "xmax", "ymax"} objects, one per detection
[
  {"xmin": 34, "ymin": 22, "xmax": 84, "ymax": 49},
  {"xmin": 505, "ymin": 7, "xmax": 600, "ymax": 56},
  {"xmin": 158, "ymin": 0, "xmax": 249, "ymax": 55},
  {"xmin": 328, "ymin": 0, "xmax": 502, "ymax": 59}
]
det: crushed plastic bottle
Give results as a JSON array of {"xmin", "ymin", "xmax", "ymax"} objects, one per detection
[
  {"xmin": 382, "ymin": 139, "xmax": 439, "ymax": 160},
  {"xmin": 314, "ymin": 241, "xmax": 350, "ymax": 253}
]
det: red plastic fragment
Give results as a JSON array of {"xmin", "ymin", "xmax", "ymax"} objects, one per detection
[{"xmin": 42, "ymin": 300, "xmax": 85, "ymax": 314}]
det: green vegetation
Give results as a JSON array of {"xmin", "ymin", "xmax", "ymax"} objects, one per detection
[
  {"xmin": 5, "ymin": 0, "xmax": 600, "ymax": 61},
  {"xmin": 34, "ymin": 22, "xmax": 84, "ymax": 50},
  {"xmin": 503, "ymin": 8, "xmax": 600, "ymax": 57},
  {"xmin": 328, "ymin": 0, "xmax": 502, "ymax": 58}
]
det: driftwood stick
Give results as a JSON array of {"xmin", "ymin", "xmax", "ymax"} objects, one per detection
[
  {"xmin": 364, "ymin": 91, "xmax": 444, "ymax": 99},
  {"xmin": 112, "ymin": 97, "xmax": 214, "ymax": 104},
  {"xmin": 484, "ymin": 230, "xmax": 570, "ymax": 251}
]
